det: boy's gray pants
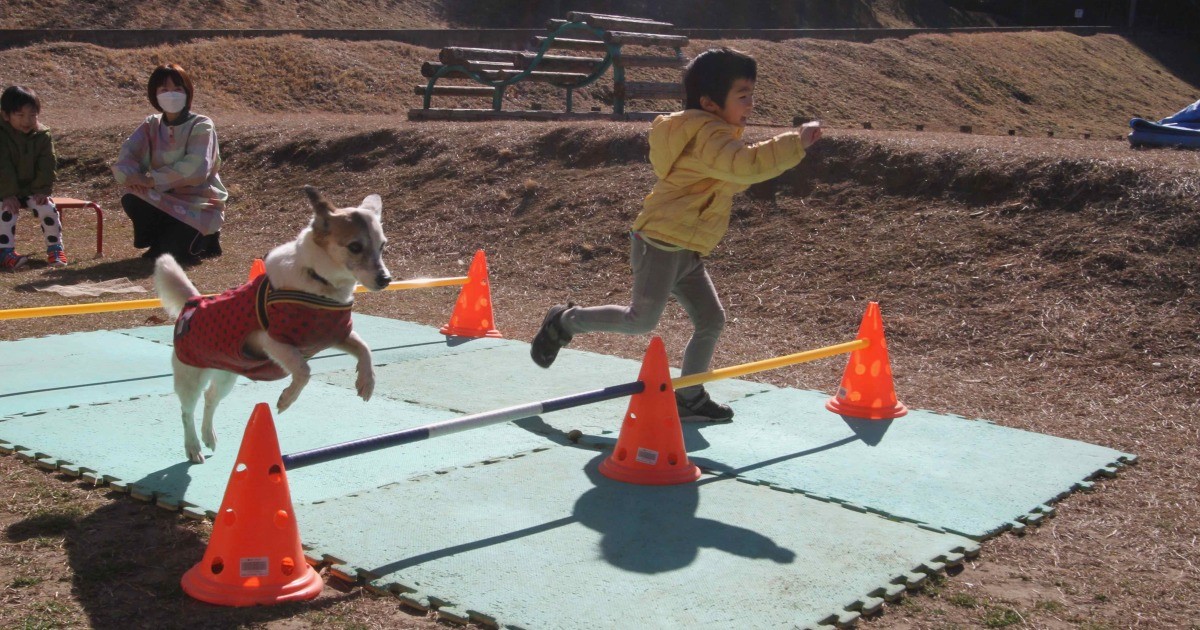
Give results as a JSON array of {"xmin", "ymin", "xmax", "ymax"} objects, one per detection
[{"xmin": 559, "ymin": 233, "xmax": 725, "ymax": 401}]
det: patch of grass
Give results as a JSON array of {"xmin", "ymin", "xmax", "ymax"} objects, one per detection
[
  {"xmin": 19, "ymin": 600, "xmax": 74, "ymax": 630},
  {"xmin": 947, "ymin": 592, "xmax": 980, "ymax": 608},
  {"xmin": 10, "ymin": 576, "xmax": 43, "ymax": 588},
  {"xmin": 982, "ymin": 606, "xmax": 1023, "ymax": 628},
  {"xmin": 1034, "ymin": 599, "xmax": 1065, "ymax": 613}
]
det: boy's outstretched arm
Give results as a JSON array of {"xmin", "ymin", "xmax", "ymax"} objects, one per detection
[{"xmin": 693, "ymin": 121, "xmax": 821, "ymax": 186}]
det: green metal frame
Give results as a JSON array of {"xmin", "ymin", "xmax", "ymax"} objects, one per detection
[{"xmin": 422, "ymin": 21, "xmax": 620, "ymax": 113}]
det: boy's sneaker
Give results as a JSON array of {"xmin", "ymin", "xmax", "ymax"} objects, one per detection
[
  {"xmin": 530, "ymin": 302, "xmax": 574, "ymax": 368},
  {"xmin": 47, "ymin": 248, "xmax": 68, "ymax": 267},
  {"xmin": 676, "ymin": 390, "xmax": 734, "ymax": 423},
  {"xmin": 1, "ymin": 250, "xmax": 29, "ymax": 271}
]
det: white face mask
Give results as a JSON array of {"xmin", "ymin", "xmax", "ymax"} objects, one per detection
[{"xmin": 157, "ymin": 91, "xmax": 187, "ymax": 114}]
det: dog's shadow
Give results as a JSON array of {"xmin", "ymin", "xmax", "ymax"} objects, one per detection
[
  {"xmin": 132, "ymin": 461, "xmax": 198, "ymax": 511},
  {"xmin": 3, "ymin": 482, "xmax": 361, "ymax": 629}
]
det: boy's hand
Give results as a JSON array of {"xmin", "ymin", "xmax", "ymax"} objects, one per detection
[
  {"xmin": 2, "ymin": 197, "xmax": 18, "ymax": 214},
  {"xmin": 800, "ymin": 121, "xmax": 822, "ymax": 148}
]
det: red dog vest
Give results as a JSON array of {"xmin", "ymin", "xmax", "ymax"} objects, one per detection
[{"xmin": 173, "ymin": 274, "xmax": 353, "ymax": 381}]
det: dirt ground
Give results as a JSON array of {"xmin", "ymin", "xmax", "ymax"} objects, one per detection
[{"xmin": 1, "ymin": 28, "xmax": 1199, "ymax": 630}]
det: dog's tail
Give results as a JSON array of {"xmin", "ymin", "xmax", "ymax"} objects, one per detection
[{"xmin": 153, "ymin": 254, "xmax": 201, "ymax": 319}]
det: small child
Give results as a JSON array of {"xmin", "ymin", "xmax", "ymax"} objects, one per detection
[
  {"xmin": 530, "ymin": 47, "xmax": 822, "ymax": 422},
  {"xmin": 0, "ymin": 85, "xmax": 67, "ymax": 269}
]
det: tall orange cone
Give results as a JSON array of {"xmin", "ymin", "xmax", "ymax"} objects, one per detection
[
  {"xmin": 600, "ymin": 336, "xmax": 701, "ymax": 485},
  {"xmin": 826, "ymin": 301, "xmax": 908, "ymax": 420},
  {"xmin": 440, "ymin": 249, "xmax": 502, "ymax": 338},
  {"xmin": 248, "ymin": 258, "xmax": 266, "ymax": 282},
  {"xmin": 181, "ymin": 403, "xmax": 323, "ymax": 606}
]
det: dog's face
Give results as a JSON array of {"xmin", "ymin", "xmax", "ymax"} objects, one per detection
[{"xmin": 304, "ymin": 186, "xmax": 393, "ymax": 291}]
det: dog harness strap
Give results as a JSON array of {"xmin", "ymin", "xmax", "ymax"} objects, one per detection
[{"xmin": 254, "ymin": 276, "xmax": 272, "ymax": 331}]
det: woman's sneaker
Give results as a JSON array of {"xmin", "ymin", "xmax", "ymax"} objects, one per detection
[
  {"xmin": 676, "ymin": 390, "xmax": 734, "ymax": 423},
  {"xmin": 1, "ymin": 250, "xmax": 29, "ymax": 271},
  {"xmin": 530, "ymin": 303, "xmax": 574, "ymax": 368},
  {"xmin": 47, "ymin": 247, "xmax": 68, "ymax": 267}
]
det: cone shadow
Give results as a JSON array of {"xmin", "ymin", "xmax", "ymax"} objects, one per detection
[{"xmin": 840, "ymin": 417, "xmax": 893, "ymax": 446}]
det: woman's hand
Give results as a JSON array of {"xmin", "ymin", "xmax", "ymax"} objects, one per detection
[{"xmin": 123, "ymin": 172, "xmax": 153, "ymax": 195}]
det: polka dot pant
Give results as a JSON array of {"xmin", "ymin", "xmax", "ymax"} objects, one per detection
[{"xmin": 0, "ymin": 198, "xmax": 64, "ymax": 250}]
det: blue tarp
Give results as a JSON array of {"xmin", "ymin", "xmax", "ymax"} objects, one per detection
[{"xmin": 1128, "ymin": 99, "xmax": 1200, "ymax": 149}]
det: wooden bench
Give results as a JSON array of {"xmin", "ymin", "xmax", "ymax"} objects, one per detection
[
  {"xmin": 410, "ymin": 11, "xmax": 688, "ymax": 121},
  {"xmin": 49, "ymin": 197, "xmax": 104, "ymax": 257}
]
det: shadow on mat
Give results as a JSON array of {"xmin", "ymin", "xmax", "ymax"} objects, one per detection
[
  {"xmin": 131, "ymin": 461, "xmax": 196, "ymax": 509},
  {"xmin": 368, "ymin": 455, "xmax": 795, "ymax": 578},
  {"xmin": 4, "ymin": 493, "xmax": 356, "ymax": 630}
]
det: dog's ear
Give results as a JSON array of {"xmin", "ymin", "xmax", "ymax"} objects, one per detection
[
  {"xmin": 304, "ymin": 185, "xmax": 335, "ymax": 231},
  {"xmin": 360, "ymin": 194, "xmax": 382, "ymax": 219}
]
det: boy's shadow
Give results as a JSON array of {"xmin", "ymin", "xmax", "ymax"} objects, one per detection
[
  {"xmin": 3, "ymin": 481, "xmax": 354, "ymax": 630},
  {"xmin": 573, "ymin": 456, "xmax": 795, "ymax": 573}
]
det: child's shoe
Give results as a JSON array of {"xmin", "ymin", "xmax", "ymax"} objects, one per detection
[
  {"xmin": 676, "ymin": 389, "xmax": 734, "ymax": 423},
  {"xmin": 1, "ymin": 250, "xmax": 29, "ymax": 271},
  {"xmin": 47, "ymin": 247, "xmax": 68, "ymax": 267},
  {"xmin": 530, "ymin": 302, "xmax": 574, "ymax": 368}
]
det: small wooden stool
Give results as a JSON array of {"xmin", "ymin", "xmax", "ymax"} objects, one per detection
[{"xmin": 48, "ymin": 197, "xmax": 104, "ymax": 257}]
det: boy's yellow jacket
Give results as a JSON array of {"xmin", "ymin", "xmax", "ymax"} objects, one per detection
[{"xmin": 633, "ymin": 109, "xmax": 807, "ymax": 256}]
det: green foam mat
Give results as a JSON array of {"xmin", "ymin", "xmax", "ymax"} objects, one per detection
[
  {"xmin": 669, "ymin": 388, "xmax": 1135, "ymax": 539},
  {"xmin": 0, "ymin": 330, "xmax": 175, "ymax": 418},
  {"xmin": 296, "ymin": 445, "xmax": 977, "ymax": 629}
]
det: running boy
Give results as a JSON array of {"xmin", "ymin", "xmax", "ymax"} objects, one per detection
[
  {"xmin": 530, "ymin": 47, "xmax": 822, "ymax": 422},
  {"xmin": 1, "ymin": 85, "xmax": 67, "ymax": 269}
]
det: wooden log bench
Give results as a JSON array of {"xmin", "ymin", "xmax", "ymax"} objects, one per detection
[{"xmin": 410, "ymin": 11, "xmax": 688, "ymax": 121}]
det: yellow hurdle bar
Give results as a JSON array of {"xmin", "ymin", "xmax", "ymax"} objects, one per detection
[
  {"xmin": 0, "ymin": 276, "xmax": 469, "ymax": 321},
  {"xmin": 671, "ymin": 338, "xmax": 869, "ymax": 390}
]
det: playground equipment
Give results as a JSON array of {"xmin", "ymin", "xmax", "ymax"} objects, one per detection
[
  {"xmin": 181, "ymin": 403, "xmax": 324, "ymax": 606},
  {"xmin": 183, "ymin": 301, "xmax": 903, "ymax": 605},
  {"xmin": 409, "ymin": 11, "xmax": 688, "ymax": 122}
]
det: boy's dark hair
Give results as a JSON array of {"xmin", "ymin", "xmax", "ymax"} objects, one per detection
[
  {"xmin": 147, "ymin": 63, "xmax": 194, "ymax": 113},
  {"xmin": 1, "ymin": 85, "xmax": 41, "ymax": 115},
  {"xmin": 683, "ymin": 47, "xmax": 757, "ymax": 110}
]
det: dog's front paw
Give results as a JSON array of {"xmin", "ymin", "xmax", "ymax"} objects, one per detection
[
  {"xmin": 185, "ymin": 436, "xmax": 205, "ymax": 464},
  {"xmin": 356, "ymin": 370, "xmax": 375, "ymax": 402}
]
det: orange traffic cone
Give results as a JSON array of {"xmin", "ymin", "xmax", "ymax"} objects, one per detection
[
  {"xmin": 440, "ymin": 249, "xmax": 502, "ymax": 338},
  {"xmin": 248, "ymin": 258, "xmax": 266, "ymax": 282},
  {"xmin": 181, "ymin": 403, "xmax": 323, "ymax": 606},
  {"xmin": 599, "ymin": 336, "xmax": 702, "ymax": 485},
  {"xmin": 826, "ymin": 301, "xmax": 908, "ymax": 420}
]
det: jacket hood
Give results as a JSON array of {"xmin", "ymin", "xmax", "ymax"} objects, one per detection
[{"xmin": 648, "ymin": 109, "xmax": 743, "ymax": 179}]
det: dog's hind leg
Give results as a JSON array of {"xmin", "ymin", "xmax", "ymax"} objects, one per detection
[
  {"xmin": 201, "ymin": 370, "xmax": 238, "ymax": 453},
  {"xmin": 173, "ymin": 356, "xmax": 210, "ymax": 464}
]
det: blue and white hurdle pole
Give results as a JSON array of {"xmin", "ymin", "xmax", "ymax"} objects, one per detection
[{"xmin": 280, "ymin": 338, "xmax": 868, "ymax": 470}]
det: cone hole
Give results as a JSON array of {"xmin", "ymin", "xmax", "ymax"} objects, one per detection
[
  {"xmin": 210, "ymin": 556, "xmax": 225, "ymax": 575},
  {"xmin": 870, "ymin": 359, "xmax": 882, "ymax": 378},
  {"xmin": 848, "ymin": 390, "xmax": 863, "ymax": 402},
  {"xmin": 480, "ymin": 318, "xmax": 491, "ymax": 327},
  {"xmin": 280, "ymin": 556, "xmax": 295, "ymax": 576},
  {"xmin": 659, "ymin": 383, "xmax": 666, "ymax": 392},
  {"xmin": 667, "ymin": 453, "xmax": 678, "ymax": 466},
  {"xmin": 615, "ymin": 447, "xmax": 627, "ymax": 462},
  {"xmin": 268, "ymin": 464, "xmax": 282, "ymax": 483},
  {"xmin": 854, "ymin": 363, "xmax": 867, "ymax": 376},
  {"xmin": 220, "ymin": 508, "xmax": 237, "ymax": 526},
  {"xmin": 235, "ymin": 462, "xmax": 247, "ymax": 473},
  {"xmin": 274, "ymin": 509, "xmax": 291, "ymax": 528}
]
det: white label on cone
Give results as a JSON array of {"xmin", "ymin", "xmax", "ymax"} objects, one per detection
[
  {"xmin": 240, "ymin": 557, "xmax": 269, "ymax": 577},
  {"xmin": 635, "ymin": 447, "xmax": 659, "ymax": 465}
]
